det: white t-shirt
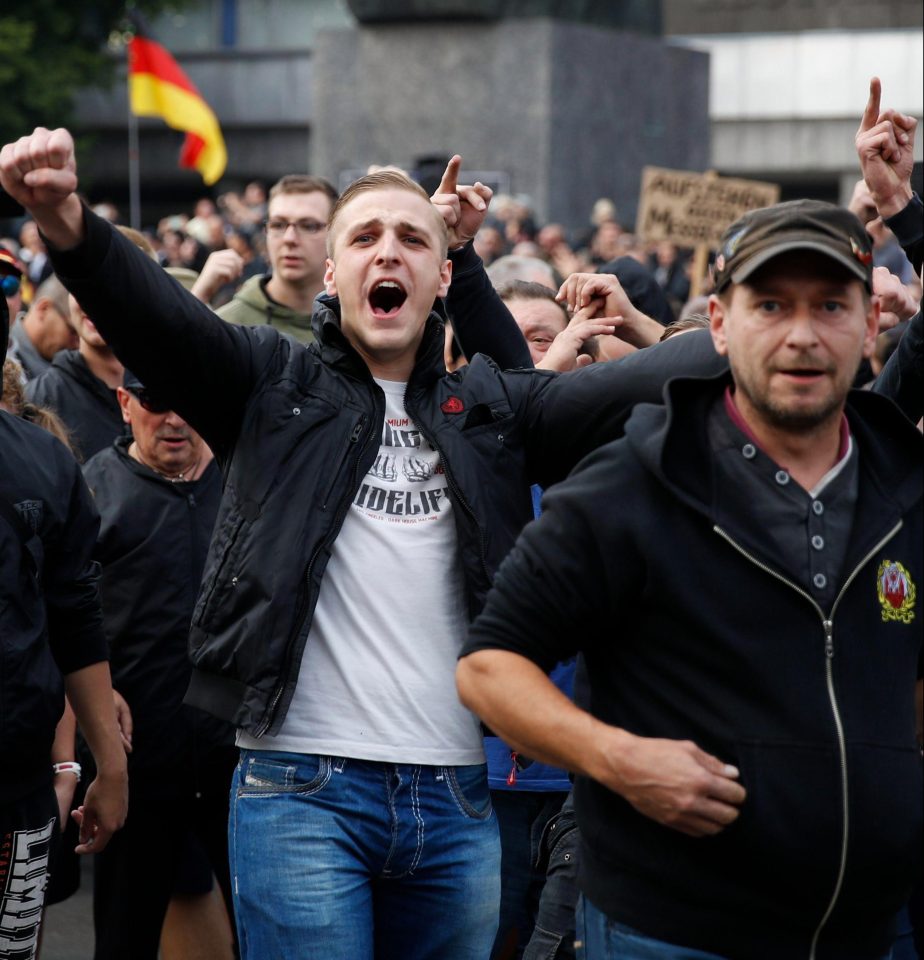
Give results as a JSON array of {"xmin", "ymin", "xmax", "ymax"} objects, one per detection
[{"xmin": 238, "ymin": 378, "xmax": 484, "ymax": 765}]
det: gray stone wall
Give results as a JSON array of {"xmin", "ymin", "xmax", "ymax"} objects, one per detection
[{"xmin": 312, "ymin": 18, "xmax": 709, "ymax": 228}]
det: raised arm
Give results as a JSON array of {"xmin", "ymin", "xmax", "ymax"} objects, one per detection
[
  {"xmin": 431, "ymin": 155, "xmax": 532, "ymax": 369},
  {"xmin": 0, "ymin": 128, "xmax": 280, "ymax": 456}
]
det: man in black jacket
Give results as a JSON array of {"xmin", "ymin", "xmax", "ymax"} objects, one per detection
[
  {"xmin": 458, "ymin": 196, "xmax": 922, "ymax": 959},
  {"xmin": 0, "ymin": 292, "xmax": 127, "ymax": 958},
  {"xmin": 0, "ymin": 131, "xmax": 736, "ymax": 960},
  {"xmin": 82, "ymin": 371, "xmax": 236, "ymax": 960}
]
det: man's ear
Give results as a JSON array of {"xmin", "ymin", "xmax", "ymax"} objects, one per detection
[
  {"xmin": 708, "ymin": 293, "xmax": 729, "ymax": 357},
  {"xmin": 116, "ymin": 386, "xmax": 132, "ymax": 426},
  {"xmin": 437, "ymin": 258, "xmax": 452, "ymax": 299},
  {"xmin": 324, "ymin": 258, "xmax": 337, "ymax": 297}
]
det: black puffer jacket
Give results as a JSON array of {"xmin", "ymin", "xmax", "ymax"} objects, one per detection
[{"xmin": 50, "ymin": 209, "xmax": 727, "ymax": 737}]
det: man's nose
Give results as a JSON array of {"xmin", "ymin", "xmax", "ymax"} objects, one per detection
[
  {"xmin": 163, "ymin": 409, "xmax": 186, "ymax": 426},
  {"xmin": 786, "ymin": 304, "xmax": 820, "ymax": 347},
  {"xmin": 375, "ymin": 232, "xmax": 401, "ymax": 262}
]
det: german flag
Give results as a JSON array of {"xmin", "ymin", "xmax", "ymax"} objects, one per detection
[{"xmin": 128, "ymin": 29, "xmax": 227, "ymax": 185}]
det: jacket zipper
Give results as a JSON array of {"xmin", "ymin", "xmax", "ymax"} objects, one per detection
[
  {"xmin": 252, "ymin": 413, "xmax": 370, "ymax": 737},
  {"xmin": 713, "ymin": 520, "xmax": 903, "ymax": 959}
]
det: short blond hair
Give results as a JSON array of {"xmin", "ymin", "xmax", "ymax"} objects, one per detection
[{"xmin": 327, "ymin": 170, "xmax": 449, "ymax": 258}]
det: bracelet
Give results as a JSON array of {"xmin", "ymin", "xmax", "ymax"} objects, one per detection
[{"xmin": 52, "ymin": 761, "xmax": 82, "ymax": 783}]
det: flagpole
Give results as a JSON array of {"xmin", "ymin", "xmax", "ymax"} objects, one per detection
[{"xmin": 127, "ymin": 76, "xmax": 141, "ymax": 230}]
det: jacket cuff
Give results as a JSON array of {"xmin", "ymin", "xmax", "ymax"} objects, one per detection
[
  {"xmin": 884, "ymin": 193, "xmax": 923, "ymax": 249},
  {"xmin": 44, "ymin": 203, "xmax": 114, "ymax": 280},
  {"xmin": 448, "ymin": 239, "xmax": 483, "ymax": 278}
]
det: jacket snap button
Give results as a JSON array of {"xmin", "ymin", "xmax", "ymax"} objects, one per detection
[
  {"xmin": 293, "ymin": 407, "xmax": 301, "ymax": 416},
  {"xmin": 497, "ymin": 433, "xmax": 504, "ymax": 443}
]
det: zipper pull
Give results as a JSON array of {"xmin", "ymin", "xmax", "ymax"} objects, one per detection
[
  {"xmin": 507, "ymin": 752, "xmax": 519, "ymax": 787},
  {"xmin": 823, "ymin": 620, "xmax": 834, "ymax": 659},
  {"xmin": 350, "ymin": 420, "xmax": 363, "ymax": 442}
]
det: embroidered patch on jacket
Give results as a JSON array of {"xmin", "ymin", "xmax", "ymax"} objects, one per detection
[
  {"xmin": 441, "ymin": 396, "xmax": 464, "ymax": 414},
  {"xmin": 877, "ymin": 560, "xmax": 916, "ymax": 624}
]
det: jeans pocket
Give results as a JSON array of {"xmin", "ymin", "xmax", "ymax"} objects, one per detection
[
  {"xmin": 523, "ymin": 924, "xmax": 572, "ymax": 960},
  {"xmin": 442, "ymin": 764, "xmax": 493, "ymax": 820},
  {"xmin": 237, "ymin": 752, "xmax": 332, "ymax": 796}
]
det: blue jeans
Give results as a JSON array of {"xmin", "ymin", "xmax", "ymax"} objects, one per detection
[
  {"xmin": 575, "ymin": 896, "xmax": 897, "ymax": 960},
  {"xmin": 230, "ymin": 751, "xmax": 501, "ymax": 959}
]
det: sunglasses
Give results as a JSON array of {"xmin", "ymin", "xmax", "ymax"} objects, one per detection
[
  {"xmin": 128, "ymin": 388, "xmax": 171, "ymax": 414},
  {"xmin": 1, "ymin": 275, "xmax": 21, "ymax": 297}
]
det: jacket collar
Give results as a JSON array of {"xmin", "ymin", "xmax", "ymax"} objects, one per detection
[
  {"xmin": 628, "ymin": 372, "xmax": 923, "ymax": 521},
  {"xmin": 310, "ymin": 293, "xmax": 448, "ymax": 387}
]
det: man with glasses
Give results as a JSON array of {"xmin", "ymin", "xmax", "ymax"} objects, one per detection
[{"xmin": 217, "ymin": 174, "xmax": 337, "ymax": 344}]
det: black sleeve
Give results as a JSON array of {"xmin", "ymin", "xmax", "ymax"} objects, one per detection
[
  {"xmin": 871, "ymin": 308, "xmax": 923, "ymax": 423},
  {"xmin": 43, "ymin": 445, "xmax": 108, "ymax": 675},
  {"xmin": 461, "ymin": 441, "xmax": 640, "ymax": 670},
  {"xmin": 514, "ymin": 328, "xmax": 728, "ymax": 489},
  {"xmin": 47, "ymin": 206, "xmax": 284, "ymax": 458},
  {"xmin": 446, "ymin": 241, "xmax": 533, "ymax": 370},
  {"xmin": 884, "ymin": 193, "xmax": 923, "ymax": 275}
]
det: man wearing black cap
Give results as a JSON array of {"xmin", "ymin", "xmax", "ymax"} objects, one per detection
[
  {"xmin": 458, "ymin": 199, "xmax": 922, "ymax": 959},
  {"xmin": 82, "ymin": 371, "xmax": 237, "ymax": 959}
]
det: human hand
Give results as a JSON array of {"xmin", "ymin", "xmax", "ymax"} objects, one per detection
[
  {"xmin": 536, "ymin": 303, "xmax": 615, "ymax": 372},
  {"xmin": 856, "ymin": 77, "xmax": 917, "ymax": 220},
  {"xmin": 873, "ymin": 266, "xmax": 919, "ymax": 329},
  {"xmin": 72, "ymin": 768, "xmax": 128, "ymax": 854},
  {"xmin": 602, "ymin": 731, "xmax": 746, "ymax": 837},
  {"xmin": 0, "ymin": 127, "xmax": 85, "ymax": 249},
  {"xmin": 112, "ymin": 689, "xmax": 133, "ymax": 754},
  {"xmin": 191, "ymin": 248, "xmax": 244, "ymax": 303},
  {"xmin": 431, "ymin": 155, "xmax": 493, "ymax": 250},
  {"xmin": 557, "ymin": 273, "xmax": 662, "ymax": 348}
]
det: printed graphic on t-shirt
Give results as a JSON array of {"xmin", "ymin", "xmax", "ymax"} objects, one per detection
[
  {"xmin": 351, "ymin": 411, "xmax": 451, "ymax": 523},
  {"xmin": 0, "ymin": 819, "xmax": 54, "ymax": 959}
]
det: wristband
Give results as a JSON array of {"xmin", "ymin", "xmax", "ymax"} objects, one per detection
[{"xmin": 52, "ymin": 761, "xmax": 82, "ymax": 783}]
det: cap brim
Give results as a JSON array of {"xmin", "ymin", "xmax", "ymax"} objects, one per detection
[{"xmin": 730, "ymin": 239, "xmax": 870, "ymax": 288}]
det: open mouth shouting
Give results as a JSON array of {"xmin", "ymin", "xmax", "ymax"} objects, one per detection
[{"xmin": 368, "ymin": 279, "xmax": 408, "ymax": 318}]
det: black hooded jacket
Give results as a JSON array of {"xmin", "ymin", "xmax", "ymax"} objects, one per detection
[{"xmin": 464, "ymin": 374, "xmax": 923, "ymax": 960}]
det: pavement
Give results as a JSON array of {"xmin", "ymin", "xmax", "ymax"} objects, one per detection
[{"xmin": 41, "ymin": 858, "xmax": 94, "ymax": 959}]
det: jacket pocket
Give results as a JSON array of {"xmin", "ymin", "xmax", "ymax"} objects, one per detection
[{"xmin": 191, "ymin": 512, "xmax": 246, "ymax": 634}]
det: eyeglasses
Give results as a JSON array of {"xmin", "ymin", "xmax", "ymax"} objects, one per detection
[
  {"xmin": 128, "ymin": 389, "xmax": 171, "ymax": 414},
  {"xmin": 1, "ymin": 275, "xmax": 21, "ymax": 297},
  {"xmin": 264, "ymin": 218, "xmax": 327, "ymax": 238}
]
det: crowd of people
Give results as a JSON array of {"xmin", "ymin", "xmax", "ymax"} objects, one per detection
[{"xmin": 0, "ymin": 76, "xmax": 920, "ymax": 960}]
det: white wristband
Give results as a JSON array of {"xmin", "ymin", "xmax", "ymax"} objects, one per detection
[{"xmin": 52, "ymin": 761, "xmax": 82, "ymax": 783}]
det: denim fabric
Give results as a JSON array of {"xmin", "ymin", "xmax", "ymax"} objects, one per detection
[
  {"xmin": 575, "ymin": 896, "xmax": 898, "ymax": 960},
  {"xmin": 230, "ymin": 751, "xmax": 501, "ymax": 960}
]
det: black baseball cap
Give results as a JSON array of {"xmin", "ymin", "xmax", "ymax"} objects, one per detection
[{"xmin": 714, "ymin": 199, "xmax": 874, "ymax": 293}]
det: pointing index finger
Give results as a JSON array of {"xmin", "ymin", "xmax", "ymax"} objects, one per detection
[
  {"xmin": 436, "ymin": 155, "xmax": 462, "ymax": 196},
  {"xmin": 859, "ymin": 77, "xmax": 881, "ymax": 133}
]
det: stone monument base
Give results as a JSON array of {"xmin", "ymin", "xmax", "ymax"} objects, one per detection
[{"xmin": 312, "ymin": 18, "xmax": 709, "ymax": 230}]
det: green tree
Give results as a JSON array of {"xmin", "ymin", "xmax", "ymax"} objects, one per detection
[{"xmin": 0, "ymin": 2, "xmax": 191, "ymax": 142}]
